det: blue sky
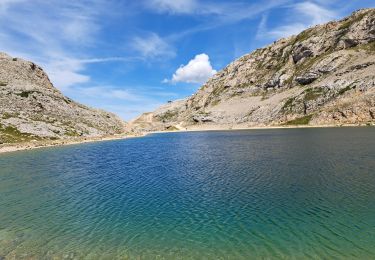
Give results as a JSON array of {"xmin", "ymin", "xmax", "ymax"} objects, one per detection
[{"xmin": 0, "ymin": 0, "xmax": 373, "ymax": 120}]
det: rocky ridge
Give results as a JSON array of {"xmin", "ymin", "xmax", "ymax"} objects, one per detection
[
  {"xmin": 0, "ymin": 53, "xmax": 127, "ymax": 144},
  {"xmin": 130, "ymin": 8, "xmax": 375, "ymax": 132}
]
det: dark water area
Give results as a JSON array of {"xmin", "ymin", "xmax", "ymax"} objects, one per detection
[{"xmin": 0, "ymin": 127, "xmax": 374, "ymax": 259}]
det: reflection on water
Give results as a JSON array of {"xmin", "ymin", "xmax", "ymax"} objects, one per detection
[{"xmin": 0, "ymin": 127, "xmax": 374, "ymax": 259}]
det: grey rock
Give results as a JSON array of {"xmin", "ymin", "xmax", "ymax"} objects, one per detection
[
  {"xmin": 0, "ymin": 53, "xmax": 127, "ymax": 143},
  {"xmin": 292, "ymin": 46, "xmax": 314, "ymax": 64},
  {"xmin": 296, "ymin": 72, "xmax": 320, "ymax": 85}
]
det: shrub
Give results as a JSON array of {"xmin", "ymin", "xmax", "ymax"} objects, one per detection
[{"xmin": 283, "ymin": 115, "xmax": 313, "ymax": 125}]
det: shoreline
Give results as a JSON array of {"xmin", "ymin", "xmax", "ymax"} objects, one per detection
[
  {"xmin": 0, "ymin": 133, "xmax": 145, "ymax": 155},
  {"xmin": 148, "ymin": 123, "xmax": 373, "ymax": 134},
  {"xmin": 0, "ymin": 123, "xmax": 372, "ymax": 155}
]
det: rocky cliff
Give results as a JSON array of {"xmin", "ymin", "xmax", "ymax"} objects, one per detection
[
  {"xmin": 130, "ymin": 8, "xmax": 375, "ymax": 132},
  {"xmin": 0, "ymin": 53, "xmax": 126, "ymax": 144}
]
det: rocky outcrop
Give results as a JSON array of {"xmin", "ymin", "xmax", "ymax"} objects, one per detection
[
  {"xmin": 129, "ymin": 8, "xmax": 375, "ymax": 132},
  {"xmin": 0, "ymin": 53, "xmax": 127, "ymax": 143}
]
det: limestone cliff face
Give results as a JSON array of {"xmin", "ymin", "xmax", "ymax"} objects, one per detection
[
  {"xmin": 130, "ymin": 8, "xmax": 375, "ymax": 132},
  {"xmin": 0, "ymin": 53, "xmax": 126, "ymax": 143}
]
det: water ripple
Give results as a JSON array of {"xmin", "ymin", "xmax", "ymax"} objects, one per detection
[{"xmin": 0, "ymin": 127, "xmax": 374, "ymax": 259}]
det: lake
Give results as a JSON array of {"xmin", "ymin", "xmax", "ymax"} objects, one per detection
[{"xmin": 0, "ymin": 127, "xmax": 374, "ymax": 259}]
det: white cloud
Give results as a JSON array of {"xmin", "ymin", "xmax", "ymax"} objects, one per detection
[
  {"xmin": 145, "ymin": 0, "xmax": 287, "ymax": 19},
  {"xmin": 41, "ymin": 56, "xmax": 139, "ymax": 90},
  {"xmin": 266, "ymin": 23, "xmax": 309, "ymax": 39},
  {"xmin": 257, "ymin": 1, "xmax": 338, "ymax": 39},
  {"xmin": 295, "ymin": 2, "xmax": 337, "ymax": 24},
  {"xmin": 146, "ymin": 0, "xmax": 197, "ymax": 14},
  {"xmin": 131, "ymin": 33, "xmax": 176, "ymax": 59},
  {"xmin": 0, "ymin": 0, "xmax": 121, "ymax": 90},
  {"xmin": 48, "ymin": 69, "xmax": 90, "ymax": 90},
  {"xmin": 165, "ymin": 53, "xmax": 217, "ymax": 84},
  {"xmin": 80, "ymin": 87, "xmax": 143, "ymax": 102}
]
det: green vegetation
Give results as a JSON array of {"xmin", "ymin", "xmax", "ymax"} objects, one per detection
[
  {"xmin": 294, "ymin": 28, "xmax": 314, "ymax": 43},
  {"xmin": 354, "ymin": 42, "xmax": 375, "ymax": 53},
  {"xmin": 304, "ymin": 87, "xmax": 325, "ymax": 101},
  {"xmin": 295, "ymin": 54, "xmax": 323, "ymax": 75},
  {"xmin": 339, "ymin": 12, "xmax": 368, "ymax": 30},
  {"xmin": 294, "ymin": 47, "xmax": 338, "ymax": 78},
  {"xmin": 0, "ymin": 81, "xmax": 8, "ymax": 86},
  {"xmin": 282, "ymin": 97, "xmax": 296, "ymax": 111},
  {"xmin": 64, "ymin": 98, "xmax": 73, "ymax": 104},
  {"xmin": 166, "ymin": 125, "xmax": 179, "ymax": 131},
  {"xmin": 211, "ymin": 85, "xmax": 226, "ymax": 98},
  {"xmin": 158, "ymin": 110, "xmax": 178, "ymax": 121},
  {"xmin": 283, "ymin": 115, "xmax": 313, "ymax": 125},
  {"xmin": 15, "ymin": 90, "xmax": 39, "ymax": 98},
  {"xmin": 65, "ymin": 129, "xmax": 80, "ymax": 137},
  {"xmin": 0, "ymin": 124, "xmax": 41, "ymax": 143},
  {"xmin": 339, "ymin": 19, "xmax": 353, "ymax": 31},
  {"xmin": 1, "ymin": 112, "xmax": 19, "ymax": 119},
  {"xmin": 283, "ymin": 76, "xmax": 294, "ymax": 87},
  {"xmin": 338, "ymin": 84, "xmax": 355, "ymax": 95},
  {"xmin": 211, "ymin": 99, "xmax": 220, "ymax": 106}
]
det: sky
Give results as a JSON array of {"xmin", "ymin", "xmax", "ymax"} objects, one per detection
[{"xmin": 0, "ymin": 0, "xmax": 373, "ymax": 120}]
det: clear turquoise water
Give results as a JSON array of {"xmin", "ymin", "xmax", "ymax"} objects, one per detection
[{"xmin": 0, "ymin": 128, "xmax": 374, "ymax": 259}]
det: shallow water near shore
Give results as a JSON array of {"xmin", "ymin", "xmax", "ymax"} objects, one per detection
[{"xmin": 0, "ymin": 127, "xmax": 374, "ymax": 259}]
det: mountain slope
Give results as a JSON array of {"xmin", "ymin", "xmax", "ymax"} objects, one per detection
[
  {"xmin": 130, "ymin": 8, "xmax": 375, "ymax": 132},
  {"xmin": 0, "ymin": 53, "xmax": 126, "ymax": 144}
]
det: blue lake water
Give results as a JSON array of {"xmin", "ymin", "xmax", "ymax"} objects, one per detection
[{"xmin": 0, "ymin": 128, "xmax": 374, "ymax": 259}]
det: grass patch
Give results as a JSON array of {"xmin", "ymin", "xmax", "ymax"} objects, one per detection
[
  {"xmin": 165, "ymin": 125, "xmax": 179, "ymax": 131},
  {"xmin": 65, "ymin": 129, "xmax": 80, "ymax": 137},
  {"xmin": 15, "ymin": 91, "xmax": 39, "ymax": 98},
  {"xmin": 0, "ymin": 124, "xmax": 41, "ymax": 143},
  {"xmin": 304, "ymin": 87, "xmax": 325, "ymax": 101},
  {"xmin": 294, "ymin": 28, "xmax": 313, "ymax": 43},
  {"xmin": 354, "ymin": 42, "xmax": 375, "ymax": 53},
  {"xmin": 211, "ymin": 99, "xmax": 220, "ymax": 106},
  {"xmin": 1, "ymin": 112, "xmax": 19, "ymax": 119},
  {"xmin": 157, "ymin": 110, "xmax": 178, "ymax": 121},
  {"xmin": 211, "ymin": 85, "xmax": 226, "ymax": 98},
  {"xmin": 0, "ymin": 81, "xmax": 8, "ymax": 86},
  {"xmin": 283, "ymin": 115, "xmax": 313, "ymax": 125},
  {"xmin": 338, "ymin": 84, "xmax": 355, "ymax": 95},
  {"xmin": 282, "ymin": 97, "xmax": 296, "ymax": 111},
  {"xmin": 339, "ymin": 12, "xmax": 368, "ymax": 30}
]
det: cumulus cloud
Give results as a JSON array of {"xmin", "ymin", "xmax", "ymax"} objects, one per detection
[
  {"xmin": 164, "ymin": 53, "xmax": 217, "ymax": 84},
  {"xmin": 131, "ymin": 33, "xmax": 176, "ymax": 59}
]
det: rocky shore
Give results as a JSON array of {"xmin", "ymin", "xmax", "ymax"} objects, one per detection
[{"xmin": 0, "ymin": 133, "xmax": 143, "ymax": 154}]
